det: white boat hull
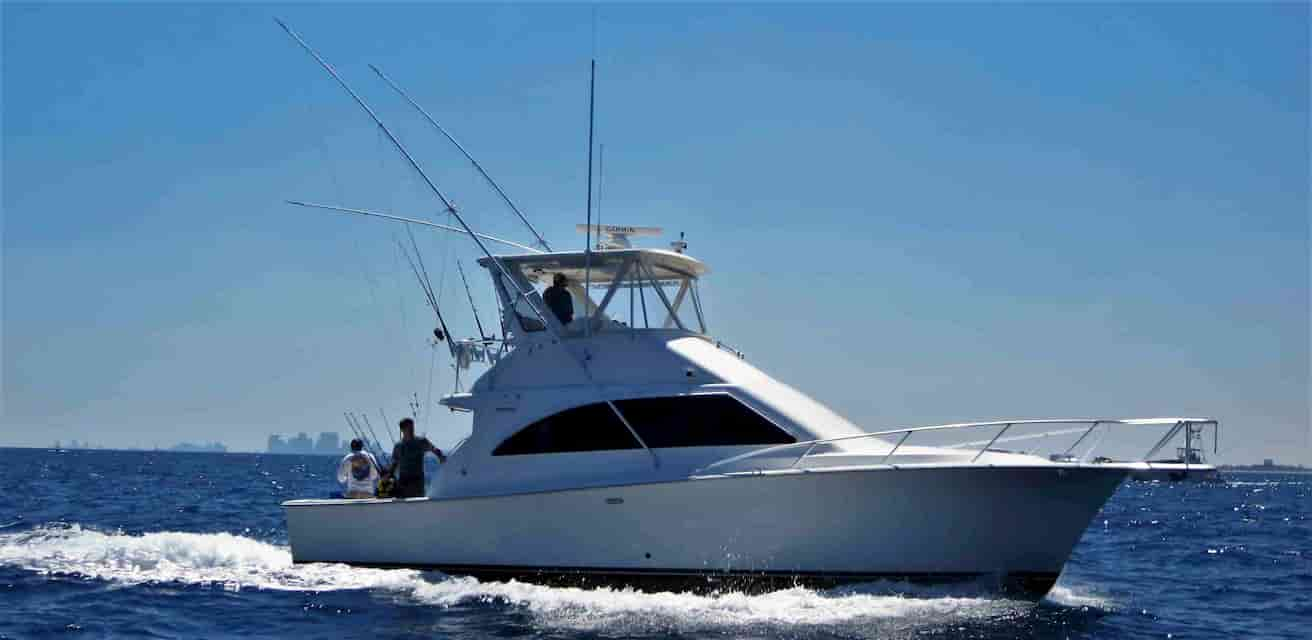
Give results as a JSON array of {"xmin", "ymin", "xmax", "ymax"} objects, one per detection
[
  {"xmin": 1129, "ymin": 463, "xmax": 1220, "ymax": 482},
  {"xmin": 285, "ymin": 464, "xmax": 1126, "ymax": 597}
]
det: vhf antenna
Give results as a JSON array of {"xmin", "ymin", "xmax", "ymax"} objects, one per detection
[
  {"xmin": 582, "ymin": 58, "xmax": 597, "ymax": 338},
  {"xmin": 596, "ymin": 144, "xmax": 604, "ymax": 249}
]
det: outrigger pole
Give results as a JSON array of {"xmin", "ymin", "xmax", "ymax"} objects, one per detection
[
  {"xmin": 286, "ymin": 200, "xmax": 542, "ymax": 254},
  {"xmin": 368, "ymin": 64, "xmax": 553, "ymax": 252},
  {"xmin": 275, "ymin": 18, "xmax": 555, "ymax": 335}
]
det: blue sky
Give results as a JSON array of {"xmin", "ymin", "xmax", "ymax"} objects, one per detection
[{"xmin": 3, "ymin": 3, "xmax": 1307, "ymax": 464}]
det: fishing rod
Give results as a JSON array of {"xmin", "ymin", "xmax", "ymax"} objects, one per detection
[
  {"xmin": 360, "ymin": 413, "xmax": 390, "ymax": 463},
  {"xmin": 410, "ymin": 394, "xmax": 424, "ymax": 428},
  {"xmin": 345, "ymin": 412, "xmax": 387, "ymax": 467},
  {"xmin": 406, "ymin": 223, "xmax": 440, "ymax": 317},
  {"xmin": 395, "ymin": 237, "xmax": 437, "ymax": 311},
  {"xmin": 274, "ymin": 19, "xmax": 555, "ymax": 339},
  {"xmin": 285, "ymin": 200, "xmax": 541, "ymax": 253},
  {"xmin": 348, "ymin": 412, "xmax": 380, "ymax": 463},
  {"xmin": 379, "ymin": 408, "xmax": 398, "ymax": 448},
  {"xmin": 342, "ymin": 412, "xmax": 368, "ymax": 451},
  {"xmin": 368, "ymin": 64, "xmax": 552, "ymax": 252},
  {"xmin": 342, "ymin": 412, "xmax": 381, "ymax": 471},
  {"xmin": 397, "ymin": 235, "xmax": 457, "ymax": 359},
  {"xmin": 455, "ymin": 260, "xmax": 489, "ymax": 340}
]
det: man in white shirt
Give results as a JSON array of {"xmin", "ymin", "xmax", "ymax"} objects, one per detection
[{"xmin": 337, "ymin": 438, "xmax": 380, "ymax": 498}]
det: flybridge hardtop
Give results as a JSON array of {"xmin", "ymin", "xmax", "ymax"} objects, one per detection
[
  {"xmin": 275, "ymin": 19, "xmax": 1220, "ymax": 597},
  {"xmin": 479, "ymin": 248, "xmax": 710, "ymax": 284}
]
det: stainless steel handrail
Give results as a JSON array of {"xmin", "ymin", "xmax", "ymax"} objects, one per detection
[{"xmin": 697, "ymin": 417, "xmax": 1219, "ymax": 474}]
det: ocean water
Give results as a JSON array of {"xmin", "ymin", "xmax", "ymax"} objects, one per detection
[{"xmin": 0, "ymin": 449, "xmax": 1305, "ymax": 639}]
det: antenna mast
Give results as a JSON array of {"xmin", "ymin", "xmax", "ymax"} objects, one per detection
[{"xmin": 583, "ymin": 59, "xmax": 597, "ymax": 337}]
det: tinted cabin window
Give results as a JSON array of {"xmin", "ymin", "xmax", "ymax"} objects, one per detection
[
  {"xmin": 492, "ymin": 403, "xmax": 639, "ymax": 456},
  {"xmin": 616, "ymin": 395, "xmax": 795, "ymax": 448},
  {"xmin": 492, "ymin": 395, "xmax": 794, "ymax": 456}
]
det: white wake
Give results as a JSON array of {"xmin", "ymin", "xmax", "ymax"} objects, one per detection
[{"xmin": 0, "ymin": 524, "xmax": 1111, "ymax": 633}]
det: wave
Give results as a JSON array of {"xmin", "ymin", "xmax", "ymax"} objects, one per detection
[
  {"xmin": 0, "ymin": 524, "xmax": 1110, "ymax": 632},
  {"xmin": 1228, "ymin": 480, "xmax": 1305, "ymax": 487},
  {"xmin": 0, "ymin": 524, "xmax": 419, "ymax": 593}
]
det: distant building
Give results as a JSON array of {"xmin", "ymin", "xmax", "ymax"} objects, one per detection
[
  {"xmin": 287, "ymin": 432, "xmax": 313, "ymax": 452},
  {"xmin": 1263, "ymin": 458, "xmax": 1275, "ymax": 467},
  {"xmin": 266, "ymin": 431, "xmax": 343, "ymax": 455},
  {"xmin": 314, "ymin": 432, "xmax": 340, "ymax": 455}
]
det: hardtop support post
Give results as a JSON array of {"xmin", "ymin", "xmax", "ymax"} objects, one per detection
[{"xmin": 662, "ymin": 278, "xmax": 691, "ymax": 329}]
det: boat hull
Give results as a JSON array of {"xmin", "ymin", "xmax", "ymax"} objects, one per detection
[
  {"xmin": 1130, "ymin": 463, "xmax": 1220, "ymax": 482},
  {"xmin": 284, "ymin": 465, "xmax": 1126, "ymax": 598}
]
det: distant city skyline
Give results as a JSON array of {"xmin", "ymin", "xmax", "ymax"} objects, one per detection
[
  {"xmin": 267, "ymin": 431, "xmax": 350, "ymax": 456},
  {"xmin": 3, "ymin": 4, "xmax": 1308, "ymax": 465}
]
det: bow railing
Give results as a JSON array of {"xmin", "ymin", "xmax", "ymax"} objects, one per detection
[{"xmin": 695, "ymin": 417, "xmax": 1219, "ymax": 475}]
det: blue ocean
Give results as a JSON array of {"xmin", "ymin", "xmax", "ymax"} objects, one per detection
[{"xmin": 0, "ymin": 449, "xmax": 1305, "ymax": 639}]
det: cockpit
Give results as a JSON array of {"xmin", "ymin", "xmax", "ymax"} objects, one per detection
[{"xmin": 478, "ymin": 249, "xmax": 710, "ymax": 339}]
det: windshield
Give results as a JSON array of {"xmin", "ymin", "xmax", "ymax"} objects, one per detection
[{"xmin": 490, "ymin": 256, "xmax": 707, "ymax": 337}]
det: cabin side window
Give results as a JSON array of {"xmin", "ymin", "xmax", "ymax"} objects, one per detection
[
  {"xmin": 491, "ymin": 403, "xmax": 640, "ymax": 456},
  {"xmin": 616, "ymin": 395, "xmax": 795, "ymax": 448},
  {"xmin": 491, "ymin": 394, "xmax": 794, "ymax": 456}
]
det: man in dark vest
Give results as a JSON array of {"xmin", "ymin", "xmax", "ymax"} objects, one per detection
[
  {"xmin": 386, "ymin": 418, "xmax": 446, "ymax": 499},
  {"xmin": 543, "ymin": 273, "xmax": 574, "ymax": 326}
]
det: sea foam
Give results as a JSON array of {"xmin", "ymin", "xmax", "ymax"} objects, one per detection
[{"xmin": 0, "ymin": 524, "xmax": 1108, "ymax": 633}]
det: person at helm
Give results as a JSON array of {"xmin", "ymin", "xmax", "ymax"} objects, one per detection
[{"xmin": 543, "ymin": 272, "xmax": 574, "ymax": 326}]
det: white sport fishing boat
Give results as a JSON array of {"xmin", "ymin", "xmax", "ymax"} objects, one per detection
[
  {"xmin": 274, "ymin": 20, "xmax": 1218, "ymax": 598},
  {"xmin": 283, "ymin": 238, "xmax": 1217, "ymax": 597}
]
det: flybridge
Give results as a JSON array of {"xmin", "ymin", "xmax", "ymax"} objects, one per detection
[{"xmin": 479, "ymin": 248, "xmax": 710, "ymax": 339}]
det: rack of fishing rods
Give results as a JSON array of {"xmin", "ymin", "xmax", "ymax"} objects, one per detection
[
  {"xmin": 340, "ymin": 392, "xmax": 433, "ymax": 467},
  {"xmin": 342, "ymin": 410, "xmax": 394, "ymax": 469},
  {"xmin": 277, "ymin": 18, "xmax": 636, "ymax": 442}
]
